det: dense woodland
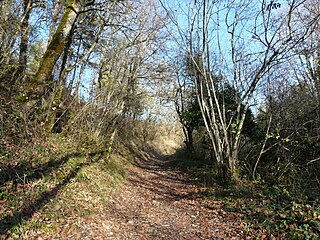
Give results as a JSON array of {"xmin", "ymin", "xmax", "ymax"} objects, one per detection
[{"xmin": 1, "ymin": 0, "xmax": 320, "ymax": 238}]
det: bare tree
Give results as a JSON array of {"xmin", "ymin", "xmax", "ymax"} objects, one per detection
[{"xmin": 161, "ymin": 0, "xmax": 317, "ymax": 182}]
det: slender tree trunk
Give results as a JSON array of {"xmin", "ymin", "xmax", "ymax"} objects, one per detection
[
  {"xmin": 47, "ymin": 0, "xmax": 63, "ymax": 46},
  {"xmin": 185, "ymin": 126, "xmax": 194, "ymax": 151},
  {"xmin": 316, "ymin": 3, "xmax": 320, "ymax": 103},
  {"xmin": 73, "ymin": 61, "xmax": 86, "ymax": 98},
  {"xmin": 17, "ymin": 0, "xmax": 32, "ymax": 78},
  {"xmin": 105, "ymin": 101, "xmax": 125, "ymax": 162}
]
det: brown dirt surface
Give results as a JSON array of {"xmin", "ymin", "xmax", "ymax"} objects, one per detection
[{"xmin": 77, "ymin": 151, "xmax": 245, "ymax": 239}]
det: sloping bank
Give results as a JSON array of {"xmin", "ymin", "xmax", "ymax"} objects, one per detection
[{"xmin": 0, "ymin": 133, "xmax": 139, "ymax": 239}]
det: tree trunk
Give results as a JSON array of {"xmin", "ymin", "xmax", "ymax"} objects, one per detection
[
  {"xmin": 217, "ymin": 161, "xmax": 230, "ymax": 184},
  {"xmin": 17, "ymin": 0, "xmax": 32, "ymax": 78},
  {"xmin": 228, "ymin": 154, "xmax": 239, "ymax": 183},
  {"xmin": 30, "ymin": 0, "xmax": 80, "ymax": 97},
  {"xmin": 104, "ymin": 101, "xmax": 125, "ymax": 162},
  {"xmin": 185, "ymin": 126, "xmax": 194, "ymax": 152},
  {"xmin": 47, "ymin": 0, "xmax": 63, "ymax": 46}
]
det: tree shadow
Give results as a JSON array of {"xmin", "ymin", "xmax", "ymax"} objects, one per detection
[
  {"xmin": 105, "ymin": 201, "xmax": 187, "ymax": 239},
  {"xmin": 122, "ymin": 141, "xmax": 165, "ymax": 166},
  {"xmin": 0, "ymin": 150, "xmax": 103, "ymax": 235},
  {"xmin": 123, "ymin": 145, "xmax": 224, "ymax": 210},
  {"xmin": 128, "ymin": 171, "xmax": 202, "ymax": 205},
  {"xmin": 161, "ymin": 147, "xmax": 220, "ymax": 187},
  {"xmin": 0, "ymin": 151, "xmax": 83, "ymax": 186},
  {"xmin": 123, "ymin": 148, "xmax": 205, "ymax": 207}
]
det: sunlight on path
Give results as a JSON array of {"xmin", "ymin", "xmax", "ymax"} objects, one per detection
[{"xmin": 78, "ymin": 147, "xmax": 244, "ymax": 239}]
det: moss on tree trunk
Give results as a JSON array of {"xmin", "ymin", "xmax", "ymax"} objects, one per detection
[{"xmin": 31, "ymin": 0, "xmax": 80, "ymax": 97}]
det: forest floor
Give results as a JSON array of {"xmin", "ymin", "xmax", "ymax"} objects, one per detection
[
  {"xmin": 76, "ymin": 149, "xmax": 244, "ymax": 239},
  {"xmin": 3, "ymin": 136, "xmax": 318, "ymax": 239},
  {"xmin": 0, "ymin": 136, "xmax": 243, "ymax": 239}
]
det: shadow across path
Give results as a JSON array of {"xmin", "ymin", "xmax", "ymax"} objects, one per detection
[{"xmin": 94, "ymin": 146, "xmax": 244, "ymax": 239}]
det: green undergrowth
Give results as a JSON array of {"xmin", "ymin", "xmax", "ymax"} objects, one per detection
[
  {"xmin": 206, "ymin": 184, "xmax": 320, "ymax": 239},
  {"xmin": 0, "ymin": 133, "xmax": 131, "ymax": 239},
  {"xmin": 170, "ymin": 148, "xmax": 320, "ymax": 239}
]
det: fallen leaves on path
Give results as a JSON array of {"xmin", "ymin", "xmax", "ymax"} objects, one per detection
[{"xmin": 78, "ymin": 154, "xmax": 244, "ymax": 239}]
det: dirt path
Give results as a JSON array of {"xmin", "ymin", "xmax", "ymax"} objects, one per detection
[{"xmin": 78, "ymin": 151, "xmax": 244, "ymax": 239}]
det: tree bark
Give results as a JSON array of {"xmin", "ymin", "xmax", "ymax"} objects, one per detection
[
  {"xmin": 17, "ymin": 0, "xmax": 32, "ymax": 78},
  {"xmin": 47, "ymin": 0, "xmax": 63, "ymax": 46},
  {"xmin": 30, "ymin": 0, "xmax": 80, "ymax": 97}
]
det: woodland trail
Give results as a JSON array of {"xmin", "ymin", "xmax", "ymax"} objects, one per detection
[{"xmin": 78, "ymin": 149, "xmax": 244, "ymax": 239}]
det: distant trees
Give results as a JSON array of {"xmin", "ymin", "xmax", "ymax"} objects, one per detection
[{"xmin": 85, "ymin": 0, "xmax": 168, "ymax": 146}]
